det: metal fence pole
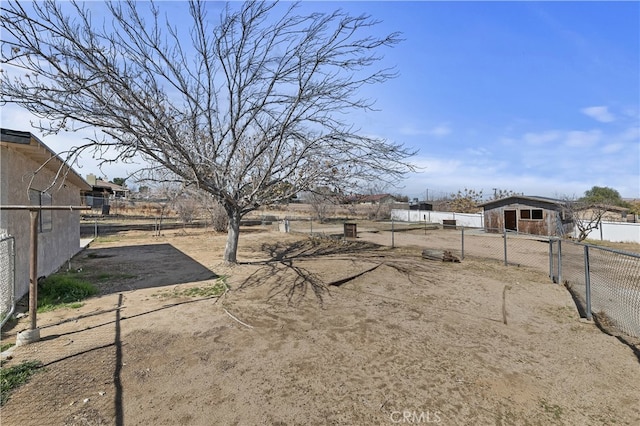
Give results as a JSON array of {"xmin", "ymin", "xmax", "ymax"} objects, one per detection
[
  {"xmin": 584, "ymin": 245, "xmax": 592, "ymax": 321},
  {"xmin": 391, "ymin": 217, "xmax": 395, "ymax": 248},
  {"xmin": 503, "ymin": 228, "xmax": 508, "ymax": 266},
  {"xmin": 549, "ymin": 239, "xmax": 554, "ymax": 282},
  {"xmin": 461, "ymin": 227, "xmax": 465, "ymax": 260},
  {"xmin": 29, "ymin": 210, "xmax": 39, "ymax": 330},
  {"xmin": 557, "ymin": 239, "xmax": 562, "ymax": 285},
  {"xmin": 94, "ymin": 217, "xmax": 98, "ymax": 238}
]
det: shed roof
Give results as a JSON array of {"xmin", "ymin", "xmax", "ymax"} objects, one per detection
[
  {"xmin": 479, "ymin": 195, "xmax": 567, "ymax": 210},
  {"xmin": 0, "ymin": 128, "xmax": 91, "ymax": 191}
]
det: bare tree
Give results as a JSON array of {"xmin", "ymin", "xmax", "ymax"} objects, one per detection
[
  {"xmin": 560, "ymin": 200, "xmax": 606, "ymax": 241},
  {"xmin": 152, "ymin": 182, "xmax": 181, "ymax": 236},
  {"xmin": 558, "ymin": 187, "xmax": 630, "ymax": 241},
  {"xmin": 1, "ymin": 1, "xmax": 415, "ymax": 262},
  {"xmin": 187, "ymin": 188, "xmax": 229, "ymax": 232},
  {"xmin": 175, "ymin": 196, "xmax": 199, "ymax": 228},
  {"xmin": 362, "ymin": 184, "xmax": 392, "ymax": 220},
  {"xmin": 301, "ymin": 189, "xmax": 336, "ymax": 223}
]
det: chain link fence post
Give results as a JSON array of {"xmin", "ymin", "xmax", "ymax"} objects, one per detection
[
  {"xmin": 549, "ymin": 239, "xmax": 554, "ymax": 282},
  {"xmin": 503, "ymin": 228, "xmax": 508, "ymax": 266},
  {"xmin": 461, "ymin": 227, "xmax": 465, "ymax": 260},
  {"xmin": 583, "ymin": 245, "xmax": 592, "ymax": 321},
  {"xmin": 391, "ymin": 217, "xmax": 395, "ymax": 248},
  {"xmin": 557, "ymin": 239, "xmax": 563, "ymax": 285}
]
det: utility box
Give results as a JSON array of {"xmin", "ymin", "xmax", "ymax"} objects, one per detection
[{"xmin": 344, "ymin": 223, "xmax": 357, "ymax": 238}]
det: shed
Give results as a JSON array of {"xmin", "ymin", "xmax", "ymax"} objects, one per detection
[
  {"xmin": 479, "ymin": 195, "xmax": 572, "ymax": 236},
  {"xmin": 0, "ymin": 128, "xmax": 92, "ymax": 301}
]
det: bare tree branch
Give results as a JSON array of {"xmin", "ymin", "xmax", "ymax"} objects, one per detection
[{"xmin": 1, "ymin": 0, "xmax": 415, "ymax": 262}]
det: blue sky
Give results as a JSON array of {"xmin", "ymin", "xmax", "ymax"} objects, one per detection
[{"xmin": 2, "ymin": 1, "xmax": 639, "ymax": 200}]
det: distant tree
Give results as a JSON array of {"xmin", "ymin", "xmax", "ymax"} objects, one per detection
[
  {"xmin": 580, "ymin": 186, "xmax": 628, "ymax": 207},
  {"xmin": 186, "ymin": 188, "xmax": 229, "ymax": 232},
  {"xmin": 152, "ymin": 183, "xmax": 182, "ymax": 236},
  {"xmin": 490, "ymin": 188, "xmax": 521, "ymax": 200},
  {"xmin": 175, "ymin": 195, "xmax": 199, "ymax": 226},
  {"xmin": 138, "ymin": 185, "xmax": 150, "ymax": 195},
  {"xmin": 449, "ymin": 188, "xmax": 483, "ymax": 213},
  {"xmin": 1, "ymin": 0, "xmax": 415, "ymax": 263},
  {"xmin": 111, "ymin": 177, "xmax": 127, "ymax": 187},
  {"xmin": 363, "ymin": 184, "xmax": 392, "ymax": 220},
  {"xmin": 301, "ymin": 189, "xmax": 336, "ymax": 223}
]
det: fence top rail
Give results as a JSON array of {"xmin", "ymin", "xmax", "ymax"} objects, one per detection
[
  {"xmin": 551, "ymin": 238, "xmax": 640, "ymax": 258},
  {"xmin": 0, "ymin": 205, "xmax": 90, "ymax": 211}
]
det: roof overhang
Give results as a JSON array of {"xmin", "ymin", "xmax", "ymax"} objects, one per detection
[
  {"xmin": 479, "ymin": 195, "xmax": 567, "ymax": 210},
  {"xmin": 1, "ymin": 128, "xmax": 92, "ymax": 191}
]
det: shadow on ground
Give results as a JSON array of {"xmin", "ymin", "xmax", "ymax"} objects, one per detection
[
  {"xmin": 75, "ymin": 243, "xmax": 218, "ymax": 295},
  {"xmin": 237, "ymin": 237, "xmax": 442, "ymax": 306}
]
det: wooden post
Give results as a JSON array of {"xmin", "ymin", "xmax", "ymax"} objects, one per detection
[
  {"xmin": 29, "ymin": 210, "xmax": 39, "ymax": 330},
  {"xmin": 0, "ymin": 205, "xmax": 90, "ymax": 342}
]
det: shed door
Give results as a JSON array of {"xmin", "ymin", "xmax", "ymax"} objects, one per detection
[{"xmin": 504, "ymin": 210, "xmax": 517, "ymax": 231}]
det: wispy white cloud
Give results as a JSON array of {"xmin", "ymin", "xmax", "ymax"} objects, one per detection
[
  {"xmin": 410, "ymin": 156, "xmax": 462, "ymax": 174},
  {"xmin": 523, "ymin": 130, "xmax": 561, "ymax": 145},
  {"xmin": 601, "ymin": 143, "xmax": 624, "ymax": 154},
  {"xmin": 398, "ymin": 126, "xmax": 426, "ymax": 136},
  {"xmin": 398, "ymin": 123, "xmax": 452, "ymax": 137},
  {"xmin": 619, "ymin": 125, "xmax": 640, "ymax": 141},
  {"xmin": 465, "ymin": 147, "xmax": 491, "ymax": 157},
  {"xmin": 429, "ymin": 123, "xmax": 451, "ymax": 137},
  {"xmin": 581, "ymin": 106, "xmax": 615, "ymax": 123},
  {"xmin": 564, "ymin": 129, "xmax": 601, "ymax": 147}
]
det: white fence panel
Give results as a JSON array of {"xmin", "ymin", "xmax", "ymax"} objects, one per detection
[
  {"xmin": 391, "ymin": 209, "xmax": 484, "ymax": 228},
  {"xmin": 577, "ymin": 221, "xmax": 640, "ymax": 244}
]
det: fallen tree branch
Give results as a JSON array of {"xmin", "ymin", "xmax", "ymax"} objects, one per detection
[{"xmin": 328, "ymin": 263, "xmax": 382, "ymax": 287}]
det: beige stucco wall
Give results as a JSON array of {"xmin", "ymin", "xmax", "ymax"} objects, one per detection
[{"xmin": 1, "ymin": 144, "xmax": 84, "ymax": 300}]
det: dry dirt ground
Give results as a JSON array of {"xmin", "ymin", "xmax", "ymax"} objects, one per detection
[{"xmin": 1, "ymin": 227, "xmax": 639, "ymax": 425}]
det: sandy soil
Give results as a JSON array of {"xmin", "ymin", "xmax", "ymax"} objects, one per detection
[{"xmin": 1, "ymin": 227, "xmax": 639, "ymax": 425}]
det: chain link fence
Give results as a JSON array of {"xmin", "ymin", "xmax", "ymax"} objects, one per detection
[
  {"xmin": 460, "ymin": 228, "xmax": 552, "ymax": 270},
  {"xmin": 1, "ymin": 235, "xmax": 16, "ymax": 328},
  {"xmin": 281, "ymin": 219, "xmax": 640, "ymax": 339},
  {"xmin": 550, "ymin": 239, "xmax": 640, "ymax": 338}
]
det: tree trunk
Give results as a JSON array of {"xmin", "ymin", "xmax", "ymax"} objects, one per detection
[{"xmin": 224, "ymin": 209, "xmax": 241, "ymax": 263}]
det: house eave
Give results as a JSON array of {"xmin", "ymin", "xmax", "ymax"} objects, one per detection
[{"xmin": 1, "ymin": 128, "xmax": 92, "ymax": 192}]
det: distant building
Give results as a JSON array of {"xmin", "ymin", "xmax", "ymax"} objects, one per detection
[
  {"xmin": 0, "ymin": 128, "xmax": 91, "ymax": 300},
  {"xmin": 409, "ymin": 202, "xmax": 433, "ymax": 211},
  {"xmin": 82, "ymin": 174, "xmax": 129, "ymax": 211},
  {"xmin": 576, "ymin": 204, "xmax": 633, "ymax": 223}
]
